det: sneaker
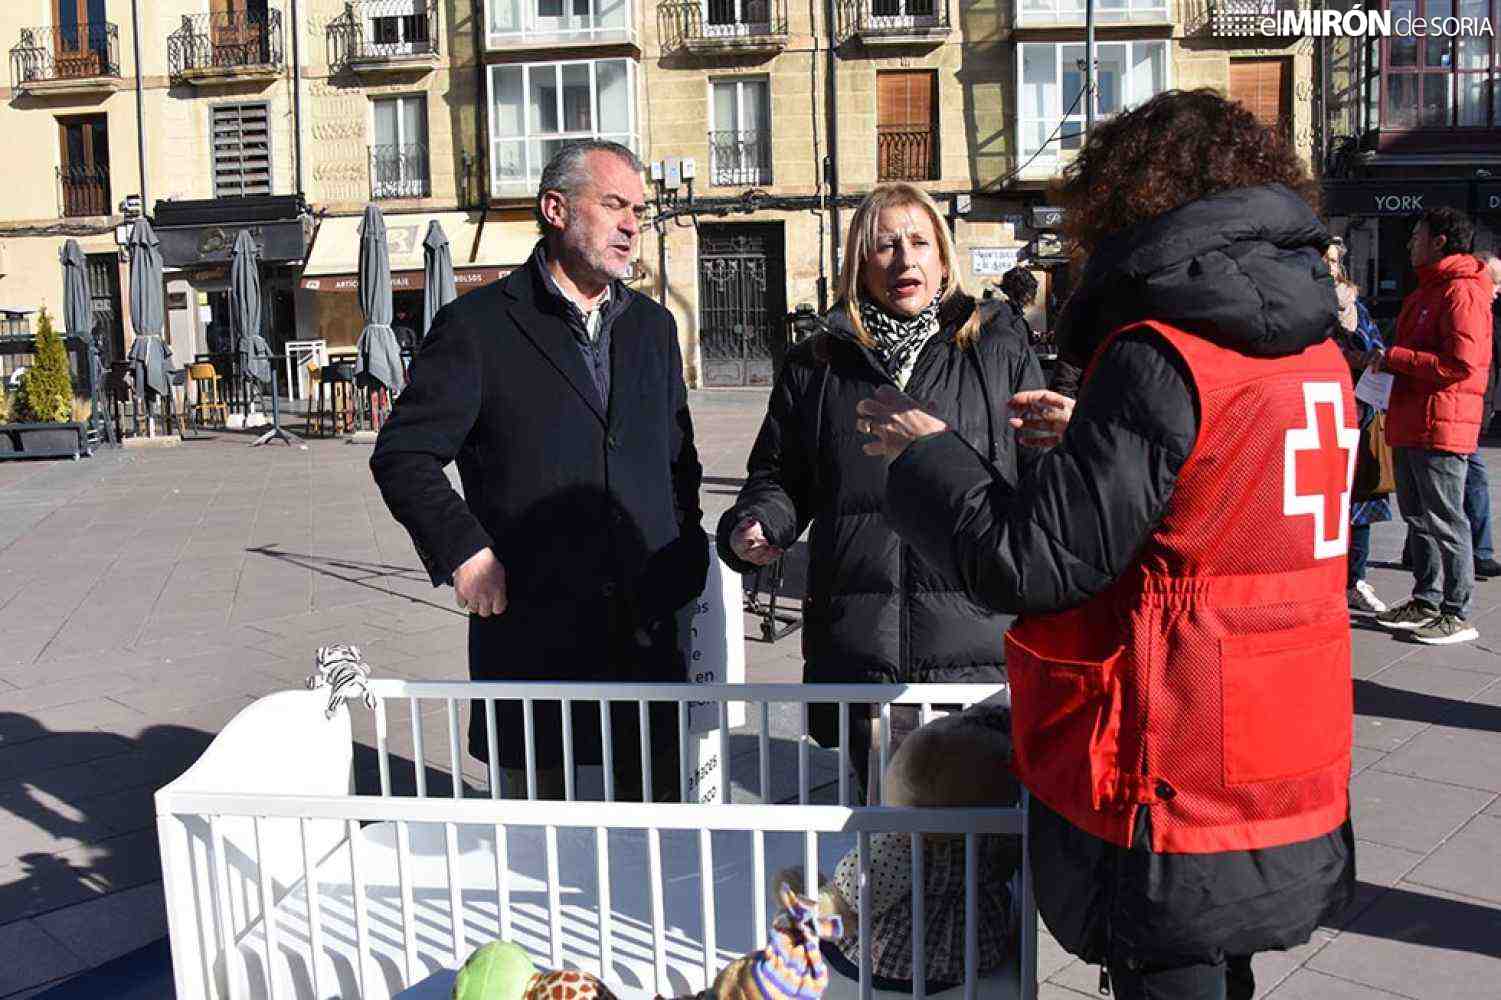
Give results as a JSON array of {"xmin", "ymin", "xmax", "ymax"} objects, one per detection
[
  {"xmin": 1375, "ymin": 598, "xmax": 1440, "ymax": 630},
  {"xmin": 1410, "ymin": 613, "xmax": 1479, "ymax": 645},
  {"xmin": 1476, "ymin": 558, "xmax": 1501, "ymax": 579},
  {"xmin": 1348, "ymin": 580, "xmax": 1388, "ymax": 614}
]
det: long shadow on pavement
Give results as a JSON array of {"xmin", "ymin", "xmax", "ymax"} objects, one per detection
[{"xmin": 1353, "ymin": 679, "xmax": 1501, "ymax": 735}]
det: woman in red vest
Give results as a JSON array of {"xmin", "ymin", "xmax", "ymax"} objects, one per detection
[{"xmin": 856, "ymin": 90, "xmax": 1357, "ymax": 1000}]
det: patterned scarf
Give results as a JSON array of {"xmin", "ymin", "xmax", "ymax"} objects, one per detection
[{"xmin": 859, "ymin": 295, "xmax": 942, "ymax": 386}]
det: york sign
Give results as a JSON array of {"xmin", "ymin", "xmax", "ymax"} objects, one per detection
[{"xmin": 1374, "ymin": 194, "xmax": 1426, "ymax": 212}]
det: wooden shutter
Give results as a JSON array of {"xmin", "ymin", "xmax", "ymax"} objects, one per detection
[
  {"xmin": 877, "ymin": 71, "xmax": 936, "ymax": 180},
  {"xmin": 1229, "ymin": 58, "xmax": 1291, "ymax": 134},
  {"xmin": 212, "ymin": 103, "xmax": 272, "ymax": 197}
]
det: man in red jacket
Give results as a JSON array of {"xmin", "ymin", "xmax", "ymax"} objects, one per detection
[{"xmin": 1375, "ymin": 207, "xmax": 1495, "ymax": 644}]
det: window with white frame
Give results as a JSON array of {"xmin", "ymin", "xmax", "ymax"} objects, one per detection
[
  {"xmin": 368, "ymin": 0, "xmax": 434, "ymax": 56},
  {"xmin": 371, "ymin": 95, "xmax": 429, "ymax": 199},
  {"xmin": 710, "ymin": 78, "xmax": 771, "ymax": 186},
  {"xmin": 705, "ymin": 0, "xmax": 775, "ymax": 34},
  {"xmin": 488, "ymin": 59, "xmax": 636, "ymax": 193},
  {"xmin": 487, "ymin": 0, "xmax": 630, "ymax": 45},
  {"xmin": 1017, "ymin": 41, "xmax": 1167, "ymax": 169},
  {"xmin": 1016, "ymin": 0, "xmax": 1168, "ymax": 25}
]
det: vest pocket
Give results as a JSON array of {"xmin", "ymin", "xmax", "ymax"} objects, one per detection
[
  {"xmin": 1004, "ymin": 624, "xmax": 1126, "ymax": 813},
  {"xmin": 1220, "ymin": 618, "xmax": 1351, "ymax": 786}
]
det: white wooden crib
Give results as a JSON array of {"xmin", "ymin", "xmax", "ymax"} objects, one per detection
[{"xmin": 154, "ymin": 679, "xmax": 1037, "ymax": 1000}]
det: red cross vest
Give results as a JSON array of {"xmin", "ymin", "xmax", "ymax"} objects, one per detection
[{"xmin": 1004, "ymin": 321, "xmax": 1356, "ymax": 854}]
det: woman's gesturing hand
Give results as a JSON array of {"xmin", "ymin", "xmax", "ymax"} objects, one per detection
[
  {"xmin": 856, "ymin": 385, "xmax": 950, "ymax": 460},
  {"xmin": 1008, "ymin": 389, "xmax": 1074, "ymax": 449},
  {"xmin": 730, "ymin": 517, "xmax": 784, "ymax": 566}
]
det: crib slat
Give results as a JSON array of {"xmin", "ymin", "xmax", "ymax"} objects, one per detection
[
  {"xmin": 485, "ymin": 700, "xmax": 501, "ymax": 799},
  {"xmin": 252, "ymin": 818, "xmax": 281, "ymax": 1000},
  {"xmin": 1020, "ymin": 791, "xmax": 1037, "ymax": 1000},
  {"xmin": 921, "ymin": 701, "xmax": 934, "ymax": 727},
  {"xmin": 410, "ymin": 697, "xmax": 427, "ymax": 799},
  {"xmin": 376, "ymin": 698, "xmax": 392, "ymax": 797},
  {"xmin": 798, "ymin": 702, "xmax": 810, "ymax": 805},
  {"xmin": 839, "ymin": 702, "xmax": 850, "ymax": 806},
  {"xmin": 679, "ymin": 701, "xmax": 690, "ymax": 803},
  {"xmin": 348, "ymin": 819, "xmax": 373, "ymax": 1000},
  {"xmin": 699, "ymin": 828, "xmax": 717, "ymax": 987},
  {"xmin": 562, "ymin": 698, "xmax": 576, "ymax": 801},
  {"xmin": 299, "ymin": 818, "xmax": 324, "ymax": 998},
  {"xmin": 596, "ymin": 827, "xmax": 613, "ymax": 980},
  {"xmin": 495, "ymin": 822, "xmax": 512, "ymax": 940},
  {"xmin": 858, "ymin": 830, "xmax": 873, "ymax": 1000},
  {"xmin": 523, "ymin": 699, "xmax": 537, "ymax": 801},
  {"xmin": 911, "ymin": 832, "xmax": 926, "ymax": 1000},
  {"xmin": 601, "ymin": 699, "xmax": 615, "ymax": 802},
  {"xmin": 639, "ymin": 700, "xmax": 653, "ymax": 803},
  {"xmin": 546, "ymin": 825, "xmax": 564, "ymax": 970},
  {"xmin": 964, "ymin": 833, "xmax": 978, "ymax": 1000},
  {"xmin": 647, "ymin": 827, "xmax": 667, "ymax": 996},
  {"xmin": 752, "ymin": 829, "xmax": 767, "ymax": 938},
  {"xmin": 447, "ymin": 699, "xmax": 463, "ymax": 800},
  {"xmin": 718, "ymin": 701, "xmax": 730, "ymax": 805},
  {"xmin": 208, "ymin": 817, "xmax": 244, "ymax": 1000},
  {"xmin": 396, "ymin": 820, "xmax": 419, "ymax": 985},
  {"xmin": 877, "ymin": 702, "xmax": 892, "ymax": 806},
  {"xmin": 804, "ymin": 830, "xmax": 818, "ymax": 901},
  {"xmin": 446, "ymin": 821, "xmax": 465, "ymax": 966},
  {"xmin": 758, "ymin": 702, "xmax": 771, "ymax": 803}
]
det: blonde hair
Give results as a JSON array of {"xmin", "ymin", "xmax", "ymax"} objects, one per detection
[{"xmin": 837, "ymin": 184, "xmax": 982, "ymax": 349}]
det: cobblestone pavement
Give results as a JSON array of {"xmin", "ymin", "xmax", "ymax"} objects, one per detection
[{"xmin": 0, "ymin": 390, "xmax": 1496, "ymax": 998}]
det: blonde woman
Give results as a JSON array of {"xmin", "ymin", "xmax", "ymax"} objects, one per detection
[{"xmin": 715, "ymin": 183, "xmax": 1044, "ymax": 797}]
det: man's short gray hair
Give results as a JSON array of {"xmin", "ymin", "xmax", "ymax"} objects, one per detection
[{"xmin": 534, "ymin": 141, "xmax": 645, "ymax": 237}]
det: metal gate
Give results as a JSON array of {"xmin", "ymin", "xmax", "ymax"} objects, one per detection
[
  {"xmin": 85, "ymin": 253, "xmax": 124, "ymax": 365},
  {"xmin": 698, "ymin": 224, "xmax": 785, "ymax": 387}
]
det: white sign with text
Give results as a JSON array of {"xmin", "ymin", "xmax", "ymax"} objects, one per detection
[
  {"xmin": 972, "ymin": 246, "xmax": 1022, "ymax": 276},
  {"xmin": 682, "ymin": 542, "xmax": 747, "ymax": 802}
]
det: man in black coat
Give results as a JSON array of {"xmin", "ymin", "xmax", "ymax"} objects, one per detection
[{"xmin": 370, "ymin": 141, "xmax": 708, "ymax": 801}]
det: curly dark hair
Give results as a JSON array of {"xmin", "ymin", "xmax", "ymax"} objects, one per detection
[
  {"xmin": 999, "ymin": 267, "xmax": 1038, "ymax": 308},
  {"xmin": 1053, "ymin": 89, "xmax": 1321, "ymax": 254},
  {"xmin": 1420, "ymin": 206, "xmax": 1476, "ymax": 256}
]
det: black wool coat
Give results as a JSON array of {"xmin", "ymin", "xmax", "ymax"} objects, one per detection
[
  {"xmin": 370, "ymin": 263, "xmax": 709, "ymax": 768},
  {"xmin": 716, "ymin": 294, "xmax": 1044, "ymax": 746}
]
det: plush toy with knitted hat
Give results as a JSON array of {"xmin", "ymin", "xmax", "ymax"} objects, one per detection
[{"xmin": 702, "ymin": 883, "xmax": 844, "ymax": 1000}]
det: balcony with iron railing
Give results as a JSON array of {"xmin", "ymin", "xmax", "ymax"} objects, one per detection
[
  {"xmin": 59, "ymin": 166, "xmax": 111, "ymax": 218},
  {"xmin": 658, "ymin": 0, "xmax": 788, "ymax": 54},
  {"xmin": 877, "ymin": 125, "xmax": 937, "ymax": 181},
  {"xmin": 10, "ymin": 23, "xmax": 122, "ymax": 94},
  {"xmin": 839, "ymin": 0, "xmax": 950, "ymax": 44},
  {"xmin": 370, "ymin": 142, "xmax": 431, "ymax": 199},
  {"xmin": 708, "ymin": 130, "xmax": 773, "ymax": 186},
  {"xmin": 168, "ymin": 8, "xmax": 285, "ymax": 85},
  {"xmin": 328, "ymin": 0, "xmax": 440, "ymax": 76}
]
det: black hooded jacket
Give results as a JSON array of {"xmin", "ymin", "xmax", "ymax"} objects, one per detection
[
  {"xmin": 716, "ymin": 294, "xmax": 1043, "ymax": 744},
  {"xmin": 884, "ymin": 186, "xmax": 1356, "ymax": 965}
]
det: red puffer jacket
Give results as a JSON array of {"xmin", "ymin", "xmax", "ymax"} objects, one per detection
[{"xmin": 1385, "ymin": 253, "xmax": 1495, "ymax": 454}]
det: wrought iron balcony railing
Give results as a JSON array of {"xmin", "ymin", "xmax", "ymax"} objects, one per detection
[
  {"xmin": 877, "ymin": 125, "xmax": 937, "ymax": 181},
  {"xmin": 840, "ymin": 0, "xmax": 949, "ymax": 36},
  {"xmin": 658, "ymin": 0, "xmax": 788, "ymax": 48},
  {"xmin": 709, "ymin": 130, "xmax": 773, "ymax": 186},
  {"xmin": 11, "ymin": 23, "xmax": 120, "ymax": 87},
  {"xmin": 328, "ymin": 0, "xmax": 440, "ymax": 69},
  {"xmin": 60, "ymin": 166, "xmax": 111, "ymax": 218},
  {"xmin": 168, "ymin": 9, "xmax": 284, "ymax": 78},
  {"xmin": 370, "ymin": 142, "xmax": 430, "ymax": 199}
]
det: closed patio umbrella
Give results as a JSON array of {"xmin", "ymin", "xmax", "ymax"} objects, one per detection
[
  {"xmin": 355, "ymin": 204, "xmax": 404, "ymax": 397},
  {"xmin": 230, "ymin": 229, "xmax": 271, "ymax": 390},
  {"xmin": 421, "ymin": 219, "xmax": 456, "ymax": 343},
  {"xmin": 124, "ymin": 222, "xmax": 174, "ymax": 435},
  {"xmin": 62, "ymin": 239, "xmax": 114, "ymax": 443}
]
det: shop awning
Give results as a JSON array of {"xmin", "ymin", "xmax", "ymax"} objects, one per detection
[{"xmin": 298, "ymin": 211, "xmax": 533, "ymax": 292}]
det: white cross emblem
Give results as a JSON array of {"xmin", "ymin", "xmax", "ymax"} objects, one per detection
[{"xmin": 1283, "ymin": 381, "xmax": 1359, "ymax": 560}]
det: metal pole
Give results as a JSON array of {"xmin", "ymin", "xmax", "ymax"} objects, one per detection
[
  {"xmin": 131, "ymin": 0, "xmax": 147, "ymax": 209},
  {"xmin": 291, "ymin": 0, "xmax": 305, "ymax": 195},
  {"xmin": 826, "ymin": 0, "xmax": 841, "ymax": 288},
  {"xmin": 1084, "ymin": 0, "xmax": 1096, "ymax": 134}
]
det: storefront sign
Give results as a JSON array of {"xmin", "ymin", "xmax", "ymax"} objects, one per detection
[
  {"xmin": 1029, "ymin": 205, "xmax": 1065, "ymax": 229},
  {"xmin": 1475, "ymin": 181, "xmax": 1501, "ymax": 214},
  {"xmin": 157, "ymin": 220, "xmax": 310, "ymax": 267},
  {"xmin": 971, "ymin": 246, "xmax": 1022, "ymax": 276},
  {"xmin": 299, "ymin": 266, "xmax": 511, "ymax": 293},
  {"xmin": 1322, "ymin": 180, "xmax": 1472, "ymax": 217}
]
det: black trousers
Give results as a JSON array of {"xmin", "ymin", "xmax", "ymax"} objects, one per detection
[{"xmin": 1106, "ymin": 953, "xmax": 1254, "ymax": 1000}]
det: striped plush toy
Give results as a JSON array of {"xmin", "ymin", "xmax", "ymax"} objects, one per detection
[{"xmin": 703, "ymin": 883, "xmax": 845, "ymax": 1000}]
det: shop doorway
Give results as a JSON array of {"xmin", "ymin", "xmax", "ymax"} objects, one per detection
[{"xmin": 697, "ymin": 222, "xmax": 787, "ymax": 387}]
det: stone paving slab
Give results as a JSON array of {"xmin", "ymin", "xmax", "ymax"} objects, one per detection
[{"xmin": 0, "ymin": 392, "xmax": 1496, "ymax": 999}]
